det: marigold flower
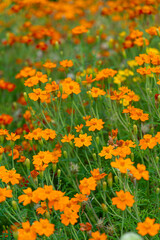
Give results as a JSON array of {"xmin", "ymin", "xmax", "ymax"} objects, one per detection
[
  {"xmin": 18, "ymin": 221, "xmax": 37, "ymax": 240},
  {"xmin": 86, "ymin": 118, "xmax": 104, "ymax": 131},
  {"xmin": 136, "ymin": 217, "xmax": 160, "ymax": 236},
  {"xmin": 91, "ymin": 168, "xmax": 107, "ymax": 181},
  {"xmin": 60, "ymin": 60, "xmax": 73, "ymax": 68},
  {"xmin": 0, "ymin": 187, "xmax": 12, "ymax": 202},
  {"xmin": 130, "ymin": 164, "xmax": 149, "ymax": 180},
  {"xmin": 79, "ymin": 177, "xmax": 97, "ymax": 195},
  {"xmin": 89, "ymin": 87, "xmax": 106, "ymax": 98},
  {"xmin": 99, "ymin": 145, "xmax": 114, "ymax": 159},
  {"xmin": 61, "ymin": 133, "xmax": 75, "ymax": 143},
  {"xmin": 1, "ymin": 169, "xmax": 21, "ymax": 185},
  {"xmin": 89, "ymin": 231, "xmax": 107, "ymax": 240},
  {"xmin": 74, "ymin": 133, "xmax": 92, "ymax": 147},
  {"xmin": 61, "ymin": 207, "xmax": 79, "ymax": 226},
  {"xmin": 33, "ymin": 219, "xmax": 55, "ymax": 237},
  {"xmin": 139, "ymin": 134, "xmax": 157, "ymax": 150},
  {"xmin": 72, "ymin": 25, "xmax": 88, "ymax": 35},
  {"xmin": 75, "ymin": 124, "xmax": 83, "ymax": 132},
  {"xmin": 6, "ymin": 133, "xmax": 20, "ymax": 141},
  {"xmin": 112, "ymin": 190, "xmax": 135, "ymax": 211},
  {"xmin": 111, "ymin": 157, "xmax": 134, "ymax": 174}
]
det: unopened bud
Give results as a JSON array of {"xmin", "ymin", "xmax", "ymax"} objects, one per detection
[
  {"xmin": 101, "ymin": 203, "xmax": 108, "ymax": 212},
  {"xmin": 23, "ymin": 92, "xmax": 28, "ymax": 102},
  {"xmin": 57, "ymin": 169, "xmax": 61, "ymax": 178},
  {"xmin": 13, "ymin": 230, "xmax": 18, "ymax": 240},
  {"xmin": 155, "ymin": 156, "xmax": 159, "ymax": 163},
  {"xmin": 131, "ymin": 152, "xmax": 134, "ymax": 161},
  {"xmin": 92, "ymin": 153, "xmax": 97, "ymax": 161},
  {"xmin": 114, "ymin": 175, "xmax": 118, "ymax": 184},
  {"xmin": 55, "ymin": 41, "xmax": 59, "ymax": 50},
  {"xmin": 45, "ymin": 211, "xmax": 50, "ymax": 219},
  {"xmin": 53, "ymin": 164, "xmax": 56, "ymax": 172},
  {"xmin": 63, "ymin": 151, "xmax": 67, "ymax": 158},
  {"xmin": 87, "ymin": 90, "xmax": 92, "ymax": 99},
  {"xmin": 156, "ymin": 188, "xmax": 160, "ymax": 194},
  {"xmin": 107, "ymin": 172, "xmax": 113, "ymax": 187},
  {"xmin": 24, "ymin": 158, "xmax": 30, "ymax": 170},
  {"xmin": 96, "ymin": 136, "xmax": 99, "ymax": 145},
  {"xmin": 12, "ymin": 200, "xmax": 18, "ymax": 210},
  {"xmin": 158, "ymin": 95, "xmax": 160, "ymax": 103},
  {"xmin": 39, "ymin": 139, "xmax": 43, "ymax": 146},
  {"xmin": 133, "ymin": 124, "xmax": 137, "ymax": 135},
  {"xmin": 103, "ymin": 181, "xmax": 107, "ymax": 191}
]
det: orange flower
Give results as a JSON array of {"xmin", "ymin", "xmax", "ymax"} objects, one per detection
[
  {"xmin": 86, "ymin": 118, "xmax": 104, "ymax": 131},
  {"xmin": 112, "ymin": 190, "xmax": 135, "ymax": 211},
  {"xmin": 72, "ymin": 25, "xmax": 88, "ymax": 35},
  {"xmin": 18, "ymin": 188, "xmax": 37, "ymax": 206},
  {"xmin": 111, "ymin": 157, "xmax": 134, "ymax": 174},
  {"xmin": 89, "ymin": 231, "xmax": 107, "ymax": 240},
  {"xmin": 18, "ymin": 221, "xmax": 37, "ymax": 240},
  {"xmin": 1, "ymin": 169, "xmax": 21, "ymax": 185},
  {"xmin": 61, "ymin": 207, "xmax": 79, "ymax": 226},
  {"xmin": 62, "ymin": 78, "xmax": 81, "ymax": 95},
  {"xmin": 89, "ymin": 87, "xmax": 106, "ymax": 98},
  {"xmin": 99, "ymin": 145, "xmax": 114, "ymax": 159},
  {"xmin": 74, "ymin": 133, "xmax": 92, "ymax": 147},
  {"xmin": 61, "ymin": 134, "xmax": 74, "ymax": 143},
  {"xmin": 43, "ymin": 61, "xmax": 56, "ymax": 69},
  {"xmin": 90, "ymin": 168, "xmax": 107, "ymax": 181},
  {"xmin": 130, "ymin": 164, "xmax": 149, "ymax": 180},
  {"xmin": 60, "ymin": 60, "xmax": 73, "ymax": 68},
  {"xmin": 79, "ymin": 177, "xmax": 97, "ymax": 195},
  {"xmin": 33, "ymin": 219, "xmax": 55, "ymax": 237},
  {"xmin": 0, "ymin": 187, "xmax": 12, "ymax": 202},
  {"xmin": 139, "ymin": 134, "xmax": 157, "ymax": 150},
  {"xmin": 73, "ymin": 193, "xmax": 88, "ymax": 203},
  {"xmin": 6, "ymin": 133, "xmax": 20, "ymax": 141},
  {"xmin": 136, "ymin": 217, "xmax": 160, "ymax": 236},
  {"xmin": 75, "ymin": 124, "xmax": 83, "ymax": 132}
]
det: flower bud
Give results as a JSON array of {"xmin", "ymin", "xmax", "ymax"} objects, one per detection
[
  {"xmin": 96, "ymin": 136, "xmax": 99, "ymax": 145},
  {"xmin": 53, "ymin": 163, "xmax": 56, "ymax": 172},
  {"xmin": 156, "ymin": 188, "xmax": 160, "ymax": 194},
  {"xmin": 23, "ymin": 92, "xmax": 28, "ymax": 102},
  {"xmin": 133, "ymin": 124, "xmax": 137, "ymax": 135},
  {"xmin": 101, "ymin": 203, "xmax": 108, "ymax": 212},
  {"xmin": 107, "ymin": 172, "xmax": 113, "ymax": 187},
  {"xmin": 114, "ymin": 175, "xmax": 118, "ymax": 184},
  {"xmin": 24, "ymin": 158, "xmax": 30, "ymax": 170},
  {"xmin": 87, "ymin": 90, "xmax": 92, "ymax": 99},
  {"xmin": 63, "ymin": 151, "xmax": 67, "ymax": 158},
  {"xmin": 55, "ymin": 41, "xmax": 59, "ymax": 50},
  {"xmin": 92, "ymin": 153, "xmax": 97, "ymax": 161},
  {"xmin": 103, "ymin": 181, "xmax": 107, "ymax": 191},
  {"xmin": 45, "ymin": 211, "xmax": 50, "ymax": 219},
  {"xmin": 158, "ymin": 95, "xmax": 160, "ymax": 104},
  {"xmin": 12, "ymin": 200, "xmax": 18, "ymax": 210},
  {"xmin": 120, "ymin": 232, "xmax": 143, "ymax": 240},
  {"xmin": 131, "ymin": 152, "xmax": 134, "ymax": 161},
  {"xmin": 155, "ymin": 156, "xmax": 159, "ymax": 163},
  {"xmin": 57, "ymin": 169, "xmax": 61, "ymax": 178}
]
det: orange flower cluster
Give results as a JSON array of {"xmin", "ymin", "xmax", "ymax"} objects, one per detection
[
  {"xmin": 123, "ymin": 105, "xmax": 149, "ymax": 121},
  {"xmin": 24, "ymin": 71, "xmax": 48, "ymax": 87},
  {"xmin": 24, "ymin": 128, "xmax": 56, "ymax": 141}
]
